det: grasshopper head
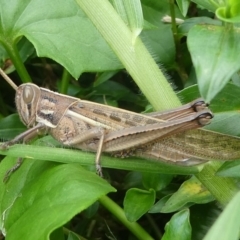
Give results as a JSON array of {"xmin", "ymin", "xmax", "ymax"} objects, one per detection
[{"xmin": 15, "ymin": 83, "xmax": 41, "ymax": 127}]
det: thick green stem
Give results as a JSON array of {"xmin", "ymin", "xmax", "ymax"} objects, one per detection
[
  {"xmin": 75, "ymin": 0, "xmax": 180, "ymax": 111},
  {"xmin": 99, "ymin": 195, "xmax": 154, "ymax": 240},
  {"xmin": 195, "ymin": 162, "xmax": 239, "ymax": 206}
]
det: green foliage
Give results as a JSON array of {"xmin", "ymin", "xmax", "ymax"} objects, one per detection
[{"xmin": 1, "ymin": 0, "xmax": 240, "ymax": 239}]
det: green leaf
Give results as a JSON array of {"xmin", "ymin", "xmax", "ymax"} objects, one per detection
[
  {"xmin": 216, "ymin": 0, "xmax": 240, "ymax": 23},
  {"xmin": 178, "ymin": 17, "xmax": 221, "ymax": 36},
  {"xmin": 93, "ymin": 71, "xmax": 119, "ymax": 87},
  {"xmin": 176, "ymin": 0, "xmax": 190, "ymax": 17},
  {"xmin": 123, "ymin": 0, "xmax": 144, "ymax": 43},
  {"xmin": 0, "ymin": 0, "xmax": 122, "ymax": 78},
  {"xmin": 50, "ymin": 228, "xmax": 65, "ymax": 240},
  {"xmin": 123, "ymin": 172, "xmax": 143, "ymax": 189},
  {"xmin": 160, "ymin": 176, "xmax": 214, "ymax": 213},
  {"xmin": 188, "ymin": 24, "xmax": 240, "ymax": 102},
  {"xmin": 67, "ymin": 231, "xmax": 81, "ymax": 240},
  {"xmin": 141, "ymin": 2, "xmax": 176, "ymax": 67},
  {"xmin": 111, "ymin": 0, "xmax": 144, "ymax": 44},
  {"xmin": 142, "ymin": 172, "xmax": 173, "ymax": 191},
  {"xmin": 0, "ymin": 114, "xmax": 26, "ymax": 140},
  {"xmin": 162, "ymin": 209, "xmax": 191, "ymax": 240},
  {"xmin": 124, "ymin": 188, "xmax": 155, "ymax": 221},
  {"xmin": 216, "ymin": 160, "xmax": 240, "ymax": 177},
  {"xmin": 0, "ymin": 156, "xmax": 115, "ymax": 240},
  {"xmin": 148, "ymin": 194, "xmax": 172, "ymax": 213},
  {"xmin": 203, "ymin": 191, "xmax": 240, "ymax": 240},
  {"xmin": 191, "ymin": 0, "xmax": 221, "ymax": 13}
]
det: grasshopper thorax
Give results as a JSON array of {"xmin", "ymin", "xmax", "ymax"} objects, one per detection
[{"xmin": 15, "ymin": 83, "xmax": 41, "ymax": 127}]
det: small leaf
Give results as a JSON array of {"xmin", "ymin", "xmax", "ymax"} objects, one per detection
[
  {"xmin": 188, "ymin": 24, "xmax": 240, "ymax": 102},
  {"xmin": 216, "ymin": 160, "xmax": 240, "ymax": 177},
  {"xmin": 110, "ymin": 0, "xmax": 129, "ymax": 25},
  {"xmin": 162, "ymin": 209, "xmax": 191, "ymax": 240},
  {"xmin": 123, "ymin": 0, "xmax": 144, "ymax": 44},
  {"xmin": 190, "ymin": 0, "xmax": 220, "ymax": 13},
  {"xmin": 203, "ymin": 191, "xmax": 240, "ymax": 240},
  {"xmin": 160, "ymin": 176, "xmax": 214, "ymax": 213},
  {"xmin": 148, "ymin": 194, "xmax": 172, "ymax": 213},
  {"xmin": 142, "ymin": 172, "xmax": 173, "ymax": 191},
  {"xmin": 111, "ymin": 0, "xmax": 144, "ymax": 44},
  {"xmin": 124, "ymin": 188, "xmax": 155, "ymax": 221},
  {"xmin": 67, "ymin": 231, "xmax": 81, "ymax": 240},
  {"xmin": 0, "ymin": 114, "xmax": 26, "ymax": 140},
  {"xmin": 216, "ymin": 1, "xmax": 240, "ymax": 23},
  {"xmin": 176, "ymin": 0, "xmax": 190, "ymax": 17}
]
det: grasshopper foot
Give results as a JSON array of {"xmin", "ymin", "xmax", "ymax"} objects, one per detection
[
  {"xmin": 3, "ymin": 158, "xmax": 23, "ymax": 183},
  {"xmin": 0, "ymin": 142, "xmax": 11, "ymax": 150},
  {"xmin": 96, "ymin": 164, "xmax": 103, "ymax": 178}
]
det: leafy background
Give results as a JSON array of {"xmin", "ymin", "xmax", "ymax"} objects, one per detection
[{"xmin": 1, "ymin": 0, "xmax": 240, "ymax": 239}]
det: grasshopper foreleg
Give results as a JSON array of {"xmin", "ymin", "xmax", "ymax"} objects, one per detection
[{"xmin": 1, "ymin": 123, "xmax": 46, "ymax": 182}]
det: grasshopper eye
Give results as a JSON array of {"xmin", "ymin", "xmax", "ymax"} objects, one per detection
[{"xmin": 23, "ymin": 85, "xmax": 35, "ymax": 104}]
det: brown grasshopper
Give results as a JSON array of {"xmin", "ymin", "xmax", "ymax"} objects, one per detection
[{"xmin": 0, "ymin": 69, "xmax": 213, "ymax": 177}]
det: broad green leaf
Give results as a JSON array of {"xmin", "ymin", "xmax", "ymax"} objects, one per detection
[
  {"xmin": 0, "ymin": 0, "xmax": 122, "ymax": 78},
  {"xmin": 0, "ymin": 156, "xmax": 115, "ymax": 240},
  {"xmin": 162, "ymin": 209, "xmax": 191, "ymax": 240},
  {"xmin": 203, "ymin": 191, "xmax": 240, "ymax": 240},
  {"xmin": 124, "ymin": 188, "xmax": 155, "ymax": 221},
  {"xmin": 188, "ymin": 24, "xmax": 240, "ymax": 102},
  {"xmin": 160, "ymin": 176, "xmax": 214, "ymax": 213}
]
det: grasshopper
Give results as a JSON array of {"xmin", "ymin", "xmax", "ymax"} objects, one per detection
[{"xmin": 0, "ymin": 68, "xmax": 213, "ymax": 178}]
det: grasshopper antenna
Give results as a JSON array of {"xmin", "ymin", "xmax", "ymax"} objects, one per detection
[{"xmin": 0, "ymin": 68, "xmax": 18, "ymax": 90}]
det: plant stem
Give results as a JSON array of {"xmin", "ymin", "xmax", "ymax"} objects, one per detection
[
  {"xmin": 75, "ymin": 0, "xmax": 180, "ymax": 111},
  {"xmin": 99, "ymin": 195, "xmax": 154, "ymax": 240},
  {"xmin": 1, "ymin": 41, "xmax": 32, "ymax": 82},
  {"xmin": 60, "ymin": 68, "xmax": 71, "ymax": 94},
  {"xmin": 195, "ymin": 162, "xmax": 239, "ymax": 206}
]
